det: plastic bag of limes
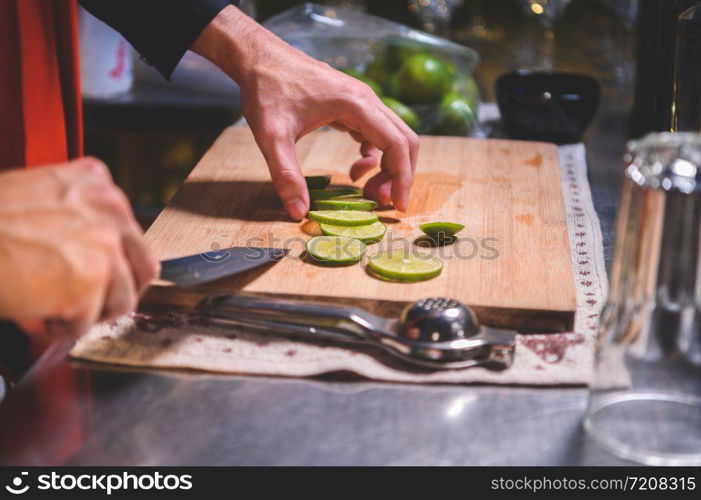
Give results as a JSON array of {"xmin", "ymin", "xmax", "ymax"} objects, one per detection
[{"xmin": 264, "ymin": 4, "xmax": 481, "ymax": 137}]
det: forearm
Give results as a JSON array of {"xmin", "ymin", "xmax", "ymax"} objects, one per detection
[{"xmin": 191, "ymin": 5, "xmax": 278, "ymax": 83}]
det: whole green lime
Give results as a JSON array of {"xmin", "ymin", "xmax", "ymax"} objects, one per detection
[
  {"xmin": 365, "ymin": 55, "xmax": 392, "ymax": 90},
  {"xmin": 385, "ymin": 72, "xmax": 402, "ymax": 98},
  {"xmin": 381, "ymin": 97, "xmax": 420, "ymax": 132},
  {"xmin": 432, "ymin": 93, "xmax": 477, "ymax": 136},
  {"xmin": 385, "ymin": 40, "xmax": 426, "ymax": 71},
  {"xmin": 451, "ymin": 74, "xmax": 481, "ymax": 100},
  {"xmin": 342, "ymin": 68, "xmax": 383, "ymax": 96},
  {"xmin": 395, "ymin": 54, "xmax": 456, "ymax": 104}
]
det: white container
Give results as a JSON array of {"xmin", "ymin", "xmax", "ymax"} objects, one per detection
[{"xmin": 78, "ymin": 7, "xmax": 133, "ymax": 98}]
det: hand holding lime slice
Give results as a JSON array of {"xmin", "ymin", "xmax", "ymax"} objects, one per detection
[
  {"xmin": 308, "ymin": 210, "xmax": 378, "ymax": 227},
  {"xmin": 305, "ymin": 175, "xmax": 331, "ymax": 190},
  {"xmin": 367, "ymin": 250, "xmax": 443, "ymax": 282},
  {"xmin": 309, "ymin": 188, "xmax": 363, "ymax": 201},
  {"xmin": 306, "ymin": 236, "xmax": 366, "ymax": 265},
  {"xmin": 419, "ymin": 222, "xmax": 465, "ymax": 239},
  {"xmin": 312, "ymin": 198, "xmax": 378, "ymax": 211},
  {"xmin": 320, "ymin": 221, "xmax": 387, "ymax": 243}
]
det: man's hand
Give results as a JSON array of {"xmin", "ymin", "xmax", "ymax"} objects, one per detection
[
  {"xmin": 0, "ymin": 159, "xmax": 159, "ymax": 340},
  {"xmin": 192, "ymin": 5, "xmax": 419, "ymax": 220}
]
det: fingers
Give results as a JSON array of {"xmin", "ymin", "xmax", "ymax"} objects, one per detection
[
  {"xmin": 363, "ymin": 171, "xmax": 393, "ymax": 207},
  {"xmin": 77, "ymin": 160, "xmax": 158, "ymax": 294},
  {"xmin": 338, "ymin": 99, "xmax": 417, "ymax": 211},
  {"xmin": 44, "ymin": 318, "xmax": 88, "ymax": 340},
  {"xmin": 122, "ymin": 227, "xmax": 160, "ymax": 295},
  {"xmin": 331, "ymin": 125, "xmax": 381, "ymax": 181},
  {"xmin": 28, "ymin": 251, "xmax": 139, "ymax": 339},
  {"xmin": 46, "ymin": 281, "xmax": 106, "ymax": 340},
  {"xmin": 256, "ymin": 132, "xmax": 309, "ymax": 220},
  {"xmin": 377, "ymin": 104, "xmax": 419, "ymax": 174},
  {"xmin": 100, "ymin": 253, "xmax": 138, "ymax": 322},
  {"xmin": 350, "ymin": 141, "xmax": 382, "ymax": 181},
  {"xmin": 17, "ymin": 318, "xmax": 78, "ymax": 341},
  {"xmin": 73, "ymin": 156, "xmax": 157, "ymax": 316},
  {"xmin": 66, "ymin": 156, "xmax": 115, "ymax": 184}
]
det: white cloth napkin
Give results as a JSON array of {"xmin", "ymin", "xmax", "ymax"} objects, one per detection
[{"xmin": 71, "ymin": 143, "xmax": 607, "ymax": 386}]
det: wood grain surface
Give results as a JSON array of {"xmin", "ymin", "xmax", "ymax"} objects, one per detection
[{"xmin": 145, "ymin": 127, "xmax": 576, "ymax": 331}]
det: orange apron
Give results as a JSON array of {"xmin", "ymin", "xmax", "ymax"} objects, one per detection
[
  {"xmin": 0, "ymin": 0, "xmax": 83, "ymax": 170},
  {"xmin": 0, "ymin": 0, "xmax": 88, "ymax": 465}
]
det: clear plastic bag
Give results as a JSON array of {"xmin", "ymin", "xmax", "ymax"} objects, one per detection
[{"xmin": 264, "ymin": 3, "xmax": 482, "ymax": 137}]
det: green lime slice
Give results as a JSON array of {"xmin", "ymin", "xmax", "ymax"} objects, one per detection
[
  {"xmin": 320, "ymin": 221, "xmax": 387, "ymax": 243},
  {"xmin": 367, "ymin": 250, "xmax": 443, "ymax": 282},
  {"xmin": 306, "ymin": 236, "xmax": 366, "ymax": 264},
  {"xmin": 419, "ymin": 222, "xmax": 465, "ymax": 238},
  {"xmin": 305, "ymin": 175, "xmax": 331, "ymax": 190},
  {"xmin": 309, "ymin": 188, "xmax": 363, "ymax": 201},
  {"xmin": 312, "ymin": 198, "xmax": 378, "ymax": 211},
  {"xmin": 308, "ymin": 210, "xmax": 379, "ymax": 226}
]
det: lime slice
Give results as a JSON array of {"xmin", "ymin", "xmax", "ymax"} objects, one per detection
[
  {"xmin": 312, "ymin": 198, "xmax": 378, "ymax": 211},
  {"xmin": 308, "ymin": 210, "xmax": 378, "ymax": 227},
  {"xmin": 309, "ymin": 188, "xmax": 362, "ymax": 200},
  {"xmin": 320, "ymin": 221, "xmax": 387, "ymax": 243},
  {"xmin": 367, "ymin": 250, "xmax": 443, "ymax": 282},
  {"xmin": 306, "ymin": 236, "xmax": 366, "ymax": 264},
  {"xmin": 419, "ymin": 222, "xmax": 465, "ymax": 238},
  {"xmin": 305, "ymin": 175, "xmax": 331, "ymax": 190}
]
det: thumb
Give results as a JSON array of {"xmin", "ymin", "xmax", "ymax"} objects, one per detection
[{"xmin": 260, "ymin": 135, "xmax": 309, "ymax": 220}]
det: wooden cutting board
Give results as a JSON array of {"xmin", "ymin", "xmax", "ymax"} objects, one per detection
[{"xmin": 145, "ymin": 127, "xmax": 576, "ymax": 332}]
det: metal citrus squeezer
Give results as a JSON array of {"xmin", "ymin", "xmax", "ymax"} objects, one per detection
[{"xmin": 198, "ymin": 295, "xmax": 517, "ymax": 370}]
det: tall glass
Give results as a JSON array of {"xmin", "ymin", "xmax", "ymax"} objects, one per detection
[
  {"xmin": 671, "ymin": 3, "xmax": 701, "ymax": 132},
  {"xmin": 584, "ymin": 133, "xmax": 701, "ymax": 466},
  {"xmin": 630, "ymin": 0, "xmax": 701, "ymax": 137}
]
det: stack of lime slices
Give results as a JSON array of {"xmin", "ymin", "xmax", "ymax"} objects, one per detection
[
  {"xmin": 302, "ymin": 175, "xmax": 462, "ymax": 283},
  {"xmin": 304, "ymin": 176, "xmax": 388, "ymax": 268}
]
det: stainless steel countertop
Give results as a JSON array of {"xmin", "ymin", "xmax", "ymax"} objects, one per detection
[{"xmin": 0, "ymin": 110, "xmax": 632, "ymax": 466}]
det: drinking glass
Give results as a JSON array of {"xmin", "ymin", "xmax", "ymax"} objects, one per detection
[{"xmin": 584, "ymin": 132, "xmax": 701, "ymax": 466}]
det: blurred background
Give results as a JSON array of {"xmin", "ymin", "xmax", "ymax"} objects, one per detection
[{"xmin": 81, "ymin": 0, "xmax": 637, "ymax": 227}]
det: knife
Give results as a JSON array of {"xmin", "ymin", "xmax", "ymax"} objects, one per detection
[{"xmin": 157, "ymin": 246, "xmax": 289, "ymax": 287}]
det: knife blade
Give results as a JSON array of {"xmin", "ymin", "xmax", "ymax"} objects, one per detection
[{"xmin": 158, "ymin": 247, "xmax": 289, "ymax": 287}]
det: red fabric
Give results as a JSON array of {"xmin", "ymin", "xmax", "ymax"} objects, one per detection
[
  {"xmin": 0, "ymin": 0, "xmax": 82, "ymax": 170},
  {"xmin": 0, "ymin": 0, "xmax": 88, "ymax": 466}
]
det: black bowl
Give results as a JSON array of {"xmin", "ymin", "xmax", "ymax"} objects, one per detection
[{"xmin": 495, "ymin": 70, "xmax": 601, "ymax": 144}]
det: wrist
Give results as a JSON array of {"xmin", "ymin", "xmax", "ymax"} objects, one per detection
[{"xmin": 191, "ymin": 4, "xmax": 266, "ymax": 83}]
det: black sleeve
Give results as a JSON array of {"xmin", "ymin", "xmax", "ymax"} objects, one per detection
[{"xmin": 79, "ymin": 0, "xmax": 234, "ymax": 79}]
